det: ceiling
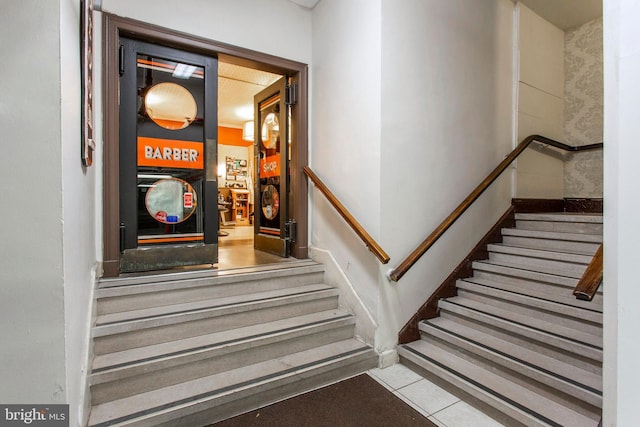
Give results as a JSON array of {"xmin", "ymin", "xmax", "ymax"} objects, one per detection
[
  {"xmin": 518, "ymin": 0, "xmax": 602, "ymax": 30},
  {"xmin": 218, "ymin": 62, "xmax": 281, "ymax": 128}
]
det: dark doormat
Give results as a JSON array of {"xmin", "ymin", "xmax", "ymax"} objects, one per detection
[{"xmin": 209, "ymin": 374, "xmax": 437, "ymax": 427}]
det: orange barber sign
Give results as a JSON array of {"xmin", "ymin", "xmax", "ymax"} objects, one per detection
[{"xmin": 137, "ymin": 137, "xmax": 204, "ymax": 169}]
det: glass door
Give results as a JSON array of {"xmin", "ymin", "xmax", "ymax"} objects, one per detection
[
  {"xmin": 119, "ymin": 38, "xmax": 218, "ymax": 272},
  {"xmin": 253, "ymin": 78, "xmax": 290, "ymax": 257}
]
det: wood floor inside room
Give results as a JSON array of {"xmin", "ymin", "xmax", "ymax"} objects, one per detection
[{"xmin": 217, "ymin": 225, "xmax": 296, "ymax": 270}]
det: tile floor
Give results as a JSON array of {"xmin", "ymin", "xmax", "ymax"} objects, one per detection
[{"xmin": 368, "ymin": 364, "xmax": 506, "ymax": 427}]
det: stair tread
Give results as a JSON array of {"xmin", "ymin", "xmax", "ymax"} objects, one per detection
[
  {"xmin": 98, "ymin": 260, "xmax": 323, "ymax": 290},
  {"xmin": 95, "ymin": 283, "xmax": 335, "ymax": 327},
  {"xmin": 514, "ymin": 213, "xmax": 603, "ymax": 224},
  {"xmin": 92, "ymin": 309, "xmax": 354, "ymax": 373},
  {"xmin": 88, "ymin": 339, "xmax": 375, "ymax": 427},
  {"xmin": 438, "ymin": 300, "xmax": 602, "ymax": 362},
  {"xmin": 460, "ymin": 277, "xmax": 603, "ymax": 313},
  {"xmin": 422, "ymin": 317, "xmax": 602, "ymax": 393},
  {"xmin": 400, "ymin": 341, "xmax": 599, "ymax": 427},
  {"xmin": 443, "ymin": 296, "xmax": 602, "ymax": 348},
  {"xmin": 501, "ymin": 228, "xmax": 603, "ymax": 243},
  {"xmin": 475, "ymin": 259, "xmax": 584, "ymax": 280},
  {"xmin": 472, "ymin": 260, "xmax": 579, "ymax": 286},
  {"xmin": 487, "ymin": 243, "xmax": 593, "ymax": 264}
]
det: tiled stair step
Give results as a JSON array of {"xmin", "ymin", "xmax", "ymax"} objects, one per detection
[
  {"xmin": 459, "ymin": 277, "xmax": 602, "ymax": 313},
  {"xmin": 501, "ymin": 237, "xmax": 599, "ymax": 257},
  {"xmin": 501, "ymin": 228, "xmax": 601, "ymax": 255},
  {"xmin": 473, "ymin": 259, "xmax": 587, "ymax": 284},
  {"xmin": 88, "ymin": 339, "xmax": 377, "ymax": 427},
  {"xmin": 514, "ymin": 214, "xmax": 603, "ymax": 235},
  {"xmin": 96, "ymin": 261, "xmax": 325, "ymax": 315},
  {"xmin": 420, "ymin": 317, "xmax": 602, "ymax": 406},
  {"xmin": 472, "ymin": 261, "xmax": 603, "ymax": 296},
  {"xmin": 438, "ymin": 299, "xmax": 602, "ymax": 366},
  {"xmin": 399, "ymin": 341, "xmax": 600, "ymax": 427},
  {"xmin": 440, "ymin": 297, "xmax": 602, "ymax": 349},
  {"xmin": 488, "ymin": 244, "xmax": 594, "ymax": 265},
  {"xmin": 456, "ymin": 281, "xmax": 602, "ymax": 328},
  {"xmin": 93, "ymin": 284, "xmax": 339, "ymax": 355},
  {"xmin": 90, "ymin": 309, "xmax": 356, "ymax": 405},
  {"xmin": 514, "ymin": 213, "xmax": 603, "ymax": 224},
  {"xmin": 487, "ymin": 250, "xmax": 588, "ymax": 278}
]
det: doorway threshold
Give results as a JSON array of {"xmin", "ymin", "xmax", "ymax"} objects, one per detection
[{"xmin": 99, "ymin": 258, "xmax": 316, "ymax": 289}]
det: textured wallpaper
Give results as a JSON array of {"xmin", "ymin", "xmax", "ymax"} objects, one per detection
[{"xmin": 564, "ymin": 18, "xmax": 603, "ymax": 198}]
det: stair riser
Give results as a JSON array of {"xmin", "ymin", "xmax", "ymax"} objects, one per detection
[
  {"xmin": 443, "ymin": 297, "xmax": 602, "ymax": 349},
  {"xmin": 472, "ymin": 263, "xmax": 579, "ymax": 288},
  {"xmin": 502, "ymin": 236, "xmax": 601, "ymax": 255},
  {"xmin": 101, "ymin": 352, "xmax": 377, "ymax": 427},
  {"xmin": 456, "ymin": 289, "xmax": 603, "ymax": 335},
  {"xmin": 94, "ymin": 297, "xmax": 338, "ymax": 355},
  {"xmin": 514, "ymin": 214, "xmax": 602, "ymax": 223},
  {"xmin": 399, "ymin": 350, "xmax": 543, "ymax": 427},
  {"xmin": 97, "ymin": 272, "xmax": 325, "ymax": 315},
  {"xmin": 516, "ymin": 220, "xmax": 603, "ymax": 235},
  {"xmin": 458, "ymin": 280, "xmax": 602, "ymax": 321},
  {"xmin": 402, "ymin": 347, "xmax": 600, "ymax": 426},
  {"xmin": 487, "ymin": 244, "xmax": 592, "ymax": 265},
  {"xmin": 464, "ymin": 277, "xmax": 603, "ymax": 312},
  {"xmin": 91, "ymin": 323, "xmax": 356, "ymax": 405},
  {"xmin": 419, "ymin": 329, "xmax": 602, "ymax": 410},
  {"xmin": 439, "ymin": 310, "xmax": 602, "ymax": 373},
  {"xmin": 488, "ymin": 253, "xmax": 587, "ymax": 277}
]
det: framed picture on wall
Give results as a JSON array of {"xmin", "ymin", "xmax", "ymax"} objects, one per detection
[{"xmin": 81, "ymin": 0, "xmax": 95, "ymax": 167}]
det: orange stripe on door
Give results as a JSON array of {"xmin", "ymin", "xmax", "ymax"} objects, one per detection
[{"xmin": 138, "ymin": 235, "xmax": 204, "ymax": 244}]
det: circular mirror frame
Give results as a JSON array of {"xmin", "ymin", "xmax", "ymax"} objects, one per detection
[{"xmin": 144, "ymin": 82, "xmax": 197, "ymax": 130}]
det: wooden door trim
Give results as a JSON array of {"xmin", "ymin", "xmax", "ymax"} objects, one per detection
[{"xmin": 102, "ymin": 13, "xmax": 308, "ymax": 277}]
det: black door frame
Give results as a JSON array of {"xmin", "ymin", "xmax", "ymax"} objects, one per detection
[{"xmin": 102, "ymin": 14, "xmax": 309, "ymax": 277}]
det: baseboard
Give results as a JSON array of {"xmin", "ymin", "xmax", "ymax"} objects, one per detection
[
  {"xmin": 512, "ymin": 198, "xmax": 564, "ymax": 213},
  {"xmin": 378, "ymin": 349, "xmax": 398, "ymax": 369},
  {"xmin": 564, "ymin": 198, "xmax": 603, "ymax": 213},
  {"xmin": 309, "ymin": 247, "xmax": 377, "ymax": 346},
  {"xmin": 512, "ymin": 198, "xmax": 603, "ymax": 214},
  {"xmin": 397, "ymin": 206, "xmax": 516, "ymax": 344}
]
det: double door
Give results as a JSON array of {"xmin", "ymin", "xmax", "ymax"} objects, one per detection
[{"xmin": 117, "ymin": 39, "xmax": 293, "ymax": 272}]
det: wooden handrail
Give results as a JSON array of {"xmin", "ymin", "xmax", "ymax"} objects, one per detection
[
  {"xmin": 388, "ymin": 135, "xmax": 603, "ymax": 282},
  {"xmin": 573, "ymin": 244, "xmax": 603, "ymax": 301},
  {"xmin": 303, "ymin": 166, "xmax": 390, "ymax": 264}
]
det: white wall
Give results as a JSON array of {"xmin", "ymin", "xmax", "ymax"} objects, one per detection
[
  {"xmin": 377, "ymin": 0, "xmax": 515, "ymax": 353},
  {"xmin": 310, "ymin": 0, "xmax": 383, "ymax": 321},
  {"xmin": 61, "ymin": 0, "xmax": 98, "ymax": 425},
  {"xmin": 515, "ymin": 3, "xmax": 565, "ymax": 198},
  {"xmin": 602, "ymin": 0, "xmax": 640, "ymax": 425},
  {"xmin": 0, "ymin": 0, "xmax": 67, "ymax": 404},
  {"xmin": 310, "ymin": 0, "xmax": 515, "ymax": 358},
  {"xmin": 100, "ymin": 0, "xmax": 312, "ymax": 64}
]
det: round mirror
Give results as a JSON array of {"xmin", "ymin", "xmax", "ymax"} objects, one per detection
[
  {"xmin": 261, "ymin": 112, "xmax": 279, "ymax": 149},
  {"xmin": 145, "ymin": 178, "xmax": 197, "ymax": 224},
  {"xmin": 261, "ymin": 184, "xmax": 279, "ymax": 220},
  {"xmin": 145, "ymin": 82, "xmax": 197, "ymax": 130}
]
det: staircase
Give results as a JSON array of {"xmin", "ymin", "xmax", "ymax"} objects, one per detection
[
  {"xmin": 88, "ymin": 260, "xmax": 377, "ymax": 426},
  {"xmin": 398, "ymin": 213, "xmax": 603, "ymax": 427}
]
